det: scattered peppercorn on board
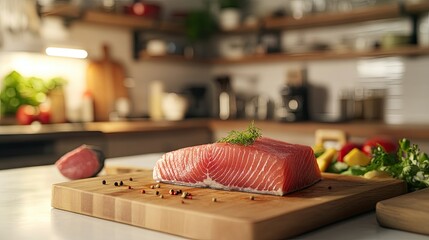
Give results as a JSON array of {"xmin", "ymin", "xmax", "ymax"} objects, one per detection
[{"xmin": 52, "ymin": 170, "xmax": 406, "ymax": 240}]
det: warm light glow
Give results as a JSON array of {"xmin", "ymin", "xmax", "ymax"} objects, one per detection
[{"xmin": 45, "ymin": 47, "xmax": 88, "ymax": 59}]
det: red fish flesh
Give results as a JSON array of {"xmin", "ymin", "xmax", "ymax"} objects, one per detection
[
  {"xmin": 56, "ymin": 145, "xmax": 105, "ymax": 180},
  {"xmin": 153, "ymin": 137, "xmax": 321, "ymax": 196}
]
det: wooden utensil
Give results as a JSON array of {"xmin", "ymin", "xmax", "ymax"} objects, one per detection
[
  {"xmin": 377, "ymin": 188, "xmax": 429, "ymax": 235},
  {"xmin": 86, "ymin": 44, "xmax": 129, "ymax": 121},
  {"xmin": 52, "ymin": 171, "xmax": 405, "ymax": 240}
]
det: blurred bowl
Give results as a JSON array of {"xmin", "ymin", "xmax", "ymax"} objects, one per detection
[
  {"xmin": 162, "ymin": 93, "xmax": 188, "ymax": 121},
  {"xmin": 146, "ymin": 40, "xmax": 167, "ymax": 56}
]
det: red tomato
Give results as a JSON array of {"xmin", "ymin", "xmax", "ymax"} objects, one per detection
[
  {"xmin": 38, "ymin": 105, "xmax": 51, "ymax": 124},
  {"xmin": 362, "ymin": 137, "xmax": 398, "ymax": 156},
  {"xmin": 338, "ymin": 142, "xmax": 363, "ymax": 162},
  {"xmin": 16, "ymin": 105, "xmax": 38, "ymax": 125}
]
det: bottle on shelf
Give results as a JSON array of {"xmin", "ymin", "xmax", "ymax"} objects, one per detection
[
  {"xmin": 81, "ymin": 90, "xmax": 94, "ymax": 122},
  {"xmin": 214, "ymin": 75, "xmax": 237, "ymax": 120}
]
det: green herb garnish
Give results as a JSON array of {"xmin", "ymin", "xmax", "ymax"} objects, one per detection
[
  {"xmin": 217, "ymin": 121, "xmax": 262, "ymax": 146},
  {"xmin": 386, "ymin": 139, "xmax": 429, "ymax": 191},
  {"xmin": 346, "ymin": 138, "xmax": 429, "ymax": 192}
]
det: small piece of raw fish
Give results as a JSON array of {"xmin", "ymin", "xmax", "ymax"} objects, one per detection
[{"xmin": 55, "ymin": 145, "xmax": 105, "ymax": 180}]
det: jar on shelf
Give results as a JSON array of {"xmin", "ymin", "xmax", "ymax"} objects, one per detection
[{"xmin": 419, "ymin": 12, "xmax": 429, "ymax": 47}]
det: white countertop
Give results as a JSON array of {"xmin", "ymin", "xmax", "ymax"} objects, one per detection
[{"xmin": 0, "ymin": 153, "xmax": 427, "ymax": 240}]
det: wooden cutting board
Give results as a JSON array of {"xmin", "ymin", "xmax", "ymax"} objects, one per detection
[
  {"xmin": 86, "ymin": 44, "xmax": 129, "ymax": 121},
  {"xmin": 52, "ymin": 171, "xmax": 405, "ymax": 240},
  {"xmin": 376, "ymin": 188, "xmax": 429, "ymax": 235}
]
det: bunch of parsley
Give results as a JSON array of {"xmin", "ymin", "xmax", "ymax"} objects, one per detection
[{"xmin": 365, "ymin": 138, "xmax": 429, "ymax": 192}]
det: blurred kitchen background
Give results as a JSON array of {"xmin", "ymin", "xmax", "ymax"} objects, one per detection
[{"xmin": 1, "ymin": 0, "xmax": 429, "ymax": 169}]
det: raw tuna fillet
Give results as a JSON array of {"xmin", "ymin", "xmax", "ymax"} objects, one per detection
[
  {"xmin": 153, "ymin": 137, "xmax": 321, "ymax": 196},
  {"xmin": 55, "ymin": 145, "xmax": 105, "ymax": 180}
]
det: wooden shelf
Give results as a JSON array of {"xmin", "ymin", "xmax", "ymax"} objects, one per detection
[
  {"xmin": 43, "ymin": 2, "xmax": 429, "ymax": 35},
  {"xmin": 217, "ymin": 2, "xmax": 429, "ymax": 33},
  {"xmin": 405, "ymin": 1, "xmax": 429, "ymax": 15},
  {"xmin": 43, "ymin": 3, "xmax": 429, "ymax": 64},
  {"xmin": 83, "ymin": 10, "xmax": 156, "ymax": 29},
  {"xmin": 42, "ymin": 4, "xmax": 81, "ymax": 18},
  {"xmin": 139, "ymin": 53, "xmax": 208, "ymax": 64},
  {"xmin": 137, "ymin": 46, "xmax": 429, "ymax": 65},
  {"xmin": 218, "ymin": 24, "xmax": 261, "ymax": 34},
  {"xmin": 264, "ymin": 4, "xmax": 400, "ymax": 30},
  {"xmin": 210, "ymin": 46, "xmax": 429, "ymax": 65},
  {"xmin": 83, "ymin": 11, "xmax": 184, "ymax": 33},
  {"xmin": 42, "ymin": 5, "xmax": 184, "ymax": 33}
]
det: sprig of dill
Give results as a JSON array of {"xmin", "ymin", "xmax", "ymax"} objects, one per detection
[{"xmin": 217, "ymin": 121, "xmax": 262, "ymax": 146}]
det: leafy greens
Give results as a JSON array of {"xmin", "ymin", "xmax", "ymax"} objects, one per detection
[{"xmin": 348, "ymin": 138, "xmax": 429, "ymax": 192}]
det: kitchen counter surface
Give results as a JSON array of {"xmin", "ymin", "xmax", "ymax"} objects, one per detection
[
  {"xmin": 1, "ymin": 119, "xmax": 429, "ymax": 140},
  {"xmin": 1, "ymin": 153, "xmax": 427, "ymax": 240},
  {"xmin": 0, "ymin": 119, "xmax": 210, "ymax": 136}
]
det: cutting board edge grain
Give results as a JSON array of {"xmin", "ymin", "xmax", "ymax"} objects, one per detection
[
  {"xmin": 376, "ymin": 188, "xmax": 429, "ymax": 236},
  {"xmin": 52, "ymin": 183, "xmax": 256, "ymax": 240},
  {"xmin": 252, "ymin": 178, "xmax": 406, "ymax": 239},
  {"xmin": 52, "ymin": 172, "xmax": 406, "ymax": 240}
]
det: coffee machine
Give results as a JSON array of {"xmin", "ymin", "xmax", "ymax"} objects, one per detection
[
  {"xmin": 280, "ymin": 68, "xmax": 309, "ymax": 122},
  {"xmin": 183, "ymin": 85, "xmax": 210, "ymax": 118}
]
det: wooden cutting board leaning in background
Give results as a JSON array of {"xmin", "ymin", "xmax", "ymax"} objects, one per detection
[
  {"xmin": 86, "ymin": 44, "xmax": 129, "ymax": 121},
  {"xmin": 377, "ymin": 188, "xmax": 429, "ymax": 235},
  {"xmin": 52, "ymin": 171, "xmax": 406, "ymax": 240}
]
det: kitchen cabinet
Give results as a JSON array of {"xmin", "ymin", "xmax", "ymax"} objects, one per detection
[
  {"xmin": 42, "ymin": 1, "xmax": 429, "ymax": 64},
  {"xmin": 0, "ymin": 120, "xmax": 212, "ymax": 169},
  {"xmin": 0, "ymin": 130, "xmax": 106, "ymax": 169},
  {"xmin": 2, "ymin": 119, "xmax": 429, "ymax": 170},
  {"xmin": 103, "ymin": 126, "xmax": 212, "ymax": 158},
  {"xmin": 82, "ymin": 120, "xmax": 213, "ymax": 157}
]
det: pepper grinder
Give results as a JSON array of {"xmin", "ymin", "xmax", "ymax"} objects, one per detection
[{"xmin": 215, "ymin": 75, "xmax": 236, "ymax": 120}]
